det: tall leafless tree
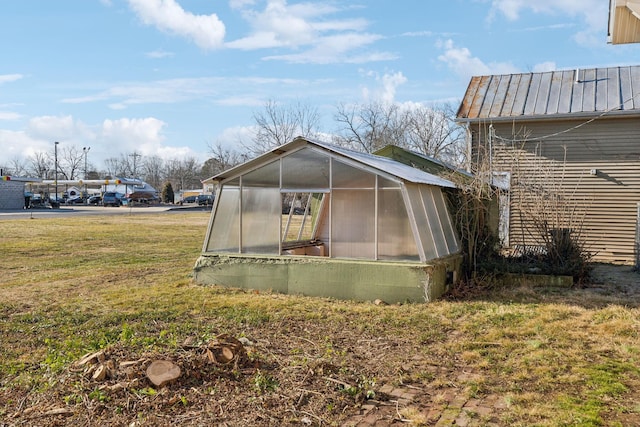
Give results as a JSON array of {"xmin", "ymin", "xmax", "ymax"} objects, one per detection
[
  {"xmin": 333, "ymin": 101, "xmax": 465, "ymax": 165},
  {"xmin": 205, "ymin": 141, "xmax": 247, "ymax": 176},
  {"xmin": 244, "ymin": 99, "xmax": 321, "ymax": 156},
  {"xmin": 56, "ymin": 145, "xmax": 84, "ymax": 180},
  {"xmin": 405, "ymin": 103, "xmax": 466, "ymax": 166},
  {"xmin": 141, "ymin": 155, "xmax": 165, "ymax": 190},
  {"xmin": 334, "ymin": 101, "xmax": 408, "ymax": 153},
  {"xmin": 28, "ymin": 152, "xmax": 51, "ymax": 178}
]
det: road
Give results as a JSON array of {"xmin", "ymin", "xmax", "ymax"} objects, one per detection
[{"xmin": 0, "ymin": 204, "xmax": 211, "ymax": 220}]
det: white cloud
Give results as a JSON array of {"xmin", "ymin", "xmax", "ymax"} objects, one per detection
[
  {"xmin": 263, "ymin": 33, "xmax": 389, "ymax": 64},
  {"xmin": 0, "ymin": 74, "xmax": 23, "ymax": 84},
  {"xmin": 227, "ymin": 0, "xmax": 389, "ymax": 64},
  {"xmin": 358, "ymin": 71, "xmax": 407, "ymax": 104},
  {"xmin": 437, "ymin": 39, "xmax": 519, "ymax": 79},
  {"xmin": 0, "ymin": 111, "xmax": 22, "ymax": 121},
  {"xmin": 146, "ymin": 49, "xmax": 175, "ymax": 59},
  {"xmin": 0, "ymin": 114, "xmax": 201, "ymax": 167},
  {"xmin": 127, "ymin": 0, "xmax": 225, "ymax": 50},
  {"xmin": 532, "ymin": 61, "xmax": 557, "ymax": 72},
  {"xmin": 487, "ymin": 0, "xmax": 607, "ymax": 46}
]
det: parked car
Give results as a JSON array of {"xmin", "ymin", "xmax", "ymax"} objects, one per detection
[
  {"xmin": 102, "ymin": 192, "xmax": 124, "ymax": 207},
  {"xmin": 181, "ymin": 195, "xmax": 197, "ymax": 204},
  {"xmin": 87, "ymin": 195, "xmax": 102, "ymax": 205},
  {"xmin": 66, "ymin": 196, "xmax": 84, "ymax": 205},
  {"xmin": 196, "ymin": 194, "xmax": 214, "ymax": 206}
]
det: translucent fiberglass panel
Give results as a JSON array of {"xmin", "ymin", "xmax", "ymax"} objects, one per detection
[
  {"xmin": 206, "ymin": 186, "xmax": 240, "ymax": 252},
  {"xmin": 432, "ymin": 188, "xmax": 459, "ymax": 253},
  {"xmin": 378, "ymin": 188, "xmax": 419, "ymax": 261},
  {"xmin": 281, "ymin": 148, "xmax": 329, "ymax": 189},
  {"xmin": 331, "ymin": 159, "xmax": 375, "ymax": 188},
  {"xmin": 331, "ymin": 189, "xmax": 375, "ymax": 259},
  {"xmin": 405, "ymin": 184, "xmax": 438, "ymax": 261},
  {"xmin": 243, "ymin": 160, "xmax": 280, "ymax": 187},
  {"xmin": 241, "ymin": 187, "xmax": 281, "ymax": 254},
  {"xmin": 420, "ymin": 186, "xmax": 449, "ymax": 257},
  {"xmin": 378, "ymin": 176, "xmax": 400, "ymax": 189}
]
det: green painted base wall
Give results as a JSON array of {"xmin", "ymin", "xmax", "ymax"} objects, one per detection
[{"xmin": 193, "ymin": 254, "xmax": 462, "ymax": 303}]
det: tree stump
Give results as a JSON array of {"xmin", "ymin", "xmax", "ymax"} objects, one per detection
[{"xmin": 146, "ymin": 360, "xmax": 181, "ymax": 387}]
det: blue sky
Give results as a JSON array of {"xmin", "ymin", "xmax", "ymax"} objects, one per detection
[{"xmin": 0, "ymin": 0, "xmax": 638, "ymax": 170}]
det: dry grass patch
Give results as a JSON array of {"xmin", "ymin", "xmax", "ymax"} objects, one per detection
[{"xmin": 1, "ymin": 213, "xmax": 640, "ymax": 426}]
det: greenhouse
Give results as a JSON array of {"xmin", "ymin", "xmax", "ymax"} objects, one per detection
[{"xmin": 193, "ymin": 137, "xmax": 463, "ymax": 303}]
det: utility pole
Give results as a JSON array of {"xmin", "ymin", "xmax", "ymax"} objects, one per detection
[
  {"xmin": 129, "ymin": 152, "xmax": 141, "ymax": 180},
  {"xmin": 83, "ymin": 147, "xmax": 90, "ymax": 203},
  {"xmin": 54, "ymin": 141, "xmax": 59, "ymax": 206}
]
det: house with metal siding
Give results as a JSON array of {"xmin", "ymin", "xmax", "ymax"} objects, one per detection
[{"xmin": 456, "ymin": 65, "xmax": 640, "ymax": 265}]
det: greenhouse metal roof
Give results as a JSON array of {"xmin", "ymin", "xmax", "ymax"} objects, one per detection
[{"xmin": 205, "ymin": 137, "xmax": 457, "ymax": 188}]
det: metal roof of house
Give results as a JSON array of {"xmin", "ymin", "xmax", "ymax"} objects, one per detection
[
  {"xmin": 205, "ymin": 137, "xmax": 457, "ymax": 188},
  {"xmin": 457, "ymin": 65, "xmax": 640, "ymax": 121}
]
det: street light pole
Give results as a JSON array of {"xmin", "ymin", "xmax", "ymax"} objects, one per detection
[
  {"xmin": 54, "ymin": 141, "xmax": 59, "ymax": 206},
  {"xmin": 83, "ymin": 146, "xmax": 90, "ymax": 179},
  {"xmin": 83, "ymin": 146, "xmax": 90, "ymax": 204}
]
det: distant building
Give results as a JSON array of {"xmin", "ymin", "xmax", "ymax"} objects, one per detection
[{"xmin": 0, "ymin": 176, "xmax": 41, "ymax": 210}]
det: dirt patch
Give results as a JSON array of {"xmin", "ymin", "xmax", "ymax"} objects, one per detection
[{"xmin": 587, "ymin": 263, "xmax": 640, "ymax": 296}]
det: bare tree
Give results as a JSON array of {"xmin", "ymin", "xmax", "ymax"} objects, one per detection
[
  {"xmin": 334, "ymin": 101, "xmax": 409, "ymax": 153},
  {"xmin": 204, "ymin": 141, "xmax": 247, "ymax": 176},
  {"xmin": 8, "ymin": 157, "xmax": 28, "ymax": 176},
  {"xmin": 104, "ymin": 155, "xmax": 128, "ymax": 178},
  {"xmin": 334, "ymin": 101, "xmax": 465, "ymax": 161},
  {"xmin": 244, "ymin": 99, "xmax": 321, "ymax": 156},
  {"xmin": 141, "ymin": 155, "xmax": 165, "ymax": 189},
  {"xmin": 405, "ymin": 103, "xmax": 466, "ymax": 166},
  {"xmin": 56, "ymin": 145, "xmax": 84, "ymax": 180},
  {"xmin": 28, "ymin": 152, "xmax": 51, "ymax": 178},
  {"xmin": 165, "ymin": 157, "xmax": 202, "ymax": 191}
]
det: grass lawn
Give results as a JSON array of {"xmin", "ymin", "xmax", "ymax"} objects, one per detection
[{"xmin": 1, "ymin": 212, "xmax": 639, "ymax": 426}]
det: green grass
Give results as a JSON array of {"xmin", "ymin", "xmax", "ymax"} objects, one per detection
[{"xmin": 1, "ymin": 212, "xmax": 640, "ymax": 425}]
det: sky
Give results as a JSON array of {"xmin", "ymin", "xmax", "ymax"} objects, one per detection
[{"xmin": 1, "ymin": 0, "xmax": 639, "ymax": 172}]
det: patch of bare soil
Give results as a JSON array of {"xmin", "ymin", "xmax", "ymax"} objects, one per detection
[{"xmin": 586, "ymin": 263, "xmax": 640, "ymax": 297}]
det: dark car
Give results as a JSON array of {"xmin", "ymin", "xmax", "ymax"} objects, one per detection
[
  {"xmin": 87, "ymin": 195, "xmax": 102, "ymax": 205},
  {"xmin": 66, "ymin": 196, "xmax": 85, "ymax": 205},
  {"xmin": 196, "ymin": 194, "xmax": 214, "ymax": 206},
  {"xmin": 181, "ymin": 195, "xmax": 197, "ymax": 204},
  {"xmin": 102, "ymin": 192, "xmax": 124, "ymax": 207}
]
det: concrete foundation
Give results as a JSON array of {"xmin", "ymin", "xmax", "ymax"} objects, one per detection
[{"xmin": 193, "ymin": 254, "xmax": 463, "ymax": 303}]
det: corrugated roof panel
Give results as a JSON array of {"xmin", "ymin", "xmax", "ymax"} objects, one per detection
[
  {"xmin": 523, "ymin": 73, "xmax": 542, "ymax": 116},
  {"xmin": 620, "ymin": 67, "xmax": 634, "ymax": 110},
  {"xmin": 457, "ymin": 65, "xmax": 640, "ymax": 120},
  {"xmin": 466, "ymin": 76, "xmax": 490, "ymax": 119},
  {"xmin": 607, "ymin": 67, "xmax": 622, "ymax": 111},
  {"xmin": 596, "ymin": 68, "xmax": 610, "ymax": 111},
  {"xmin": 457, "ymin": 76, "xmax": 481, "ymax": 118},
  {"xmin": 557, "ymin": 70, "xmax": 575, "ymax": 114},
  {"xmin": 534, "ymin": 72, "xmax": 553, "ymax": 115},
  {"xmin": 511, "ymin": 73, "xmax": 532, "ymax": 116},
  {"xmin": 629, "ymin": 66, "xmax": 640, "ymax": 109},
  {"xmin": 479, "ymin": 76, "xmax": 500, "ymax": 117},
  {"xmin": 489, "ymin": 75, "xmax": 510, "ymax": 117},
  {"xmin": 571, "ymin": 70, "xmax": 585, "ymax": 113},
  {"xmin": 582, "ymin": 68, "xmax": 597, "ymax": 112},
  {"xmin": 500, "ymin": 73, "xmax": 520, "ymax": 116}
]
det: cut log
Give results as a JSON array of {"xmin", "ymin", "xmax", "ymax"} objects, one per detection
[
  {"xmin": 75, "ymin": 350, "xmax": 104, "ymax": 367},
  {"xmin": 217, "ymin": 346, "xmax": 234, "ymax": 364},
  {"xmin": 146, "ymin": 360, "xmax": 181, "ymax": 387},
  {"xmin": 92, "ymin": 364, "xmax": 107, "ymax": 381}
]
